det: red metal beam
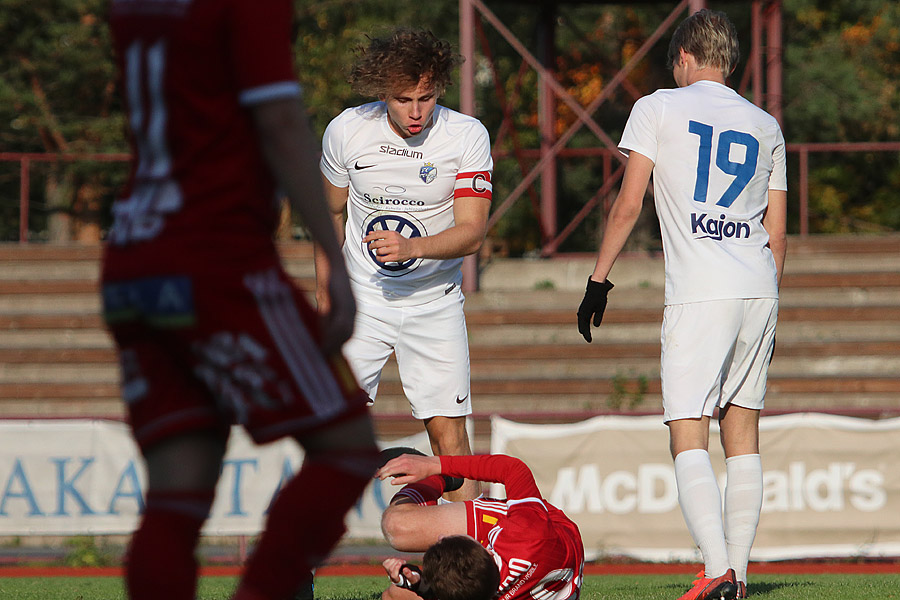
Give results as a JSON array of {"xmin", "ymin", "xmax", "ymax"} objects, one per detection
[
  {"xmin": 765, "ymin": 0, "xmax": 783, "ymax": 124},
  {"xmin": 19, "ymin": 157, "xmax": 30, "ymax": 244},
  {"xmin": 798, "ymin": 147, "xmax": 809, "ymax": 237},
  {"xmin": 460, "ymin": 0, "xmax": 478, "ymax": 290},
  {"xmin": 538, "ymin": 5, "xmax": 558, "ymax": 243},
  {"xmin": 476, "ymin": 20, "xmax": 546, "ymax": 240},
  {"xmin": 542, "ymin": 163, "xmax": 627, "ymax": 256},
  {"xmin": 750, "ymin": 0, "xmax": 763, "ymax": 106},
  {"xmin": 486, "ymin": 0, "xmax": 690, "ymax": 232},
  {"xmin": 1, "ymin": 152, "xmax": 130, "ymax": 243}
]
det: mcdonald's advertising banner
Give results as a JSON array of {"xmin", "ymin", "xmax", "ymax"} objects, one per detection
[
  {"xmin": 1, "ymin": 415, "xmax": 900, "ymax": 561},
  {"xmin": 490, "ymin": 413, "xmax": 900, "ymax": 561}
]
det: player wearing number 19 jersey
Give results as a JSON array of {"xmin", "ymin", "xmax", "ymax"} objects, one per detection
[
  {"xmin": 578, "ymin": 10, "xmax": 787, "ymax": 600},
  {"xmin": 620, "ymin": 76, "xmax": 786, "ymax": 306}
]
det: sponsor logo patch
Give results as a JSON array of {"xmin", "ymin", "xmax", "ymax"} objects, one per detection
[
  {"xmin": 691, "ymin": 212, "xmax": 751, "ymax": 241},
  {"xmin": 379, "ymin": 145, "xmax": 423, "ymax": 160}
]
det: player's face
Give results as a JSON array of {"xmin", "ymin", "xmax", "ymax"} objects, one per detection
[{"xmin": 382, "ymin": 78, "xmax": 437, "ymax": 138}]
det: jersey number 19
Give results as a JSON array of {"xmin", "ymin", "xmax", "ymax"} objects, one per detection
[{"xmin": 688, "ymin": 120, "xmax": 759, "ymax": 209}]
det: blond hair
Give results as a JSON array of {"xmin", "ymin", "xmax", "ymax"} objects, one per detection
[{"xmin": 668, "ymin": 9, "xmax": 740, "ymax": 76}]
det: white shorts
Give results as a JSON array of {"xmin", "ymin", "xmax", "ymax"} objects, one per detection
[
  {"xmin": 342, "ymin": 288, "xmax": 471, "ymax": 420},
  {"xmin": 660, "ymin": 298, "xmax": 777, "ymax": 422}
]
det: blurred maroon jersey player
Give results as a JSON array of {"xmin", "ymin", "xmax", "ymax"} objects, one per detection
[
  {"xmin": 376, "ymin": 453, "xmax": 584, "ymax": 600},
  {"xmin": 105, "ymin": 0, "xmax": 295, "ymax": 274},
  {"xmin": 104, "ymin": 1, "xmax": 378, "ymax": 600}
]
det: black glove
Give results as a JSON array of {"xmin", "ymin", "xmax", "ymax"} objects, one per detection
[
  {"xmin": 577, "ymin": 277, "xmax": 614, "ymax": 343},
  {"xmin": 396, "ymin": 564, "xmax": 434, "ymax": 599}
]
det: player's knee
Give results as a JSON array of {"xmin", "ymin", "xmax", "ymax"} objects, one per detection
[{"xmin": 381, "ymin": 505, "xmax": 420, "ymax": 551}]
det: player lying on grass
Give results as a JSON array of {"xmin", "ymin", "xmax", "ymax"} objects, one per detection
[{"xmin": 375, "ymin": 448, "xmax": 585, "ymax": 600}]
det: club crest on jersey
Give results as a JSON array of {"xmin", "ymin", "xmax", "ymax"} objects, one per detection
[{"xmin": 419, "ymin": 162, "xmax": 437, "ymax": 184}]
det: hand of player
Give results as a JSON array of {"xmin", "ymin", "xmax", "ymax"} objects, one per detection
[
  {"xmin": 383, "ymin": 558, "xmax": 421, "ymax": 587},
  {"xmin": 576, "ymin": 277, "xmax": 614, "ymax": 343},
  {"xmin": 363, "ymin": 229, "xmax": 416, "ymax": 263},
  {"xmin": 319, "ymin": 261, "xmax": 356, "ymax": 355},
  {"xmin": 375, "ymin": 453, "xmax": 441, "ymax": 485}
]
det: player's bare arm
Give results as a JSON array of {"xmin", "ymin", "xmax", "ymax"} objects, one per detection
[
  {"xmin": 252, "ymin": 97, "xmax": 355, "ymax": 354},
  {"xmin": 314, "ymin": 178, "xmax": 350, "ymax": 314},
  {"xmin": 589, "ymin": 151, "xmax": 654, "ymax": 283},
  {"xmin": 579, "ymin": 151, "xmax": 653, "ymax": 342},
  {"xmin": 762, "ymin": 189, "xmax": 788, "ymax": 286},
  {"xmin": 363, "ymin": 195, "xmax": 490, "ymax": 263}
]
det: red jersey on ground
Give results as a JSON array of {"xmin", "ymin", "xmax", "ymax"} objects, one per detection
[
  {"xmin": 442, "ymin": 455, "xmax": 585, "ymax": 600},
  {"xmin": 104, "ymin": 0, "xmax": 301, "ymax": 279}
]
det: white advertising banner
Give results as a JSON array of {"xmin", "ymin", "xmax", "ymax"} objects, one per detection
[
  {"xmin": 490, "ymin": 413, "xmax": 900, "ymax": 561},
  {"xmin": 0, "ymin": 420, "xmax": 433, "ymax": 538}
]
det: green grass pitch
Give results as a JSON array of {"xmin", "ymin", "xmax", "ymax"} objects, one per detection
[{"xmin": 1, "ymin": 573, "xmax": 900, "ymax": 600}]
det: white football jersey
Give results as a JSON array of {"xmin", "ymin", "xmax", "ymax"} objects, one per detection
[
  {"xmin": 321, "ymin": 103, "xmax": 492, "ymax": 306},
  {"xmin": 620, "ymin": 80, "xmax": 787, "ymax": 305}
]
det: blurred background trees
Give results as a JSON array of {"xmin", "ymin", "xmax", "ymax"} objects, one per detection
[{"xmin": 1, "ymin": 0, "xmax": 898, "ymax": 249}]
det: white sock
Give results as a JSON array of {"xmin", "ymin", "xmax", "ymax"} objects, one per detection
[
  {"xmin": 674, "ymin": 448, "xmax": 730, "ymax": 578},
  {"xmin": 724, "ymin": 453, "xmax": 763, "ymax": 584}
]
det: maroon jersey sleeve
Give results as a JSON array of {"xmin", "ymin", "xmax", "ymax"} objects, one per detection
[
  {"xmin": 229, "ymin": 0, "xmax": 298, "ymax": 99},
  {"xmin": 440, "ymin": 454, "xmax": 541, "ymax": 500}
]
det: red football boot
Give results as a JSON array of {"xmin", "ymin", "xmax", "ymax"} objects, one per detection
[{"xmin": 677, "ymin": 569, "xmax": 737, "ymax": 600}]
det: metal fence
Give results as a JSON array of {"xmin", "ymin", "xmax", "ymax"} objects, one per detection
[{"xmin": 3, "ymin": 144, "xmax": 899, "ymax": 245}]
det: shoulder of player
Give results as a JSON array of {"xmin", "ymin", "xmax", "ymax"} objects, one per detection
[
  {"xmin": 433, "ymin": 105, "xmax": 489, "ymax": 136},
  {"xmin": 630, "ymin": 88, "xmax": 673, "ymax": 114},
  {"xmin": 323, "ymin": 102, "xmax": 388, "ymax": 148},
  {"xmin": 723, "ymin": 92, "xmax": 782, "ymax": 134},
  {"xmin": 328, "ymin": 102, "xmax": 385, "ymax": 128},
  {"xmin": 503, "ymin": 498, "xmax": 553, "ymax": 522}
]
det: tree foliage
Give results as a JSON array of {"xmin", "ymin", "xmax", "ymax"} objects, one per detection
[
  {"xmin": 782, "ymin": 0, "xmax": 900, "ymax": 232},
  {"xmin": 0, "ymin": 0, "xmax": 898, "ymax": 245}
]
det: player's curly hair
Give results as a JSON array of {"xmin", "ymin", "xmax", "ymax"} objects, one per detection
[
  {"xmin": 422, "ymin": 536, "xmax": 500, "ymax": 600},
  {"xmin": 667, "ymin": 9, "xmax": 740, "ymax": 76},
  {"xmin": 349, "ymin": 29, "xmax": 463, "ymax": 99}
]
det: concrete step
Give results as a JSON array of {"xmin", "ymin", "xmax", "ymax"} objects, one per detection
[
  {"xmin": 5, "ymin": 319, "xmax": 900, "ymax": 350},
  {"xmin": 4, "ymin": 353, "xmax": 899, "ymax": 386},
  {"xmin": 3, "ymin": 340, "xmax": 896, "ymax": 365},
  {"xmin": 0, "ymin": 242, "xmax": 314, "ymax": 261},
  {"xmin": 3, "ymin": 374, "xmax": 897, "ymax": 403},
  {"xmin": 3, "ymin": 304, "xmax": 899, "ymax": 329},
  {"xmin": 2, "ymin": 285, "xmax": 899, "ymax": 316},
  {"xmin": 0, "ymin": 235, "xmax": 897, "ymax": 431}
]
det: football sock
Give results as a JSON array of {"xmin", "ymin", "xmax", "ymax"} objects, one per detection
[
  {"xmin": 234, "ymin": 447, "xmax": 379, "ymax": 600},
  {"xmin": 674, "ymin": 449, "xmax": 730, "ymax": 578},
  {"xmin": 724, "ymin": 453, "xmax": 763, "ymax": 584},
  {"xmin": 125, "ymin": 489, "xmax": 214, "ymax": 600},
  {"xmin": 390, "ymin": 475, "xmax": 447, "ymax": 506}
]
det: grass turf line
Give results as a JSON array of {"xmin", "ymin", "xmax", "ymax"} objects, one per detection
[{"xmin": 1, "ymin": 574, "xmax": 900, "ymax": 599}]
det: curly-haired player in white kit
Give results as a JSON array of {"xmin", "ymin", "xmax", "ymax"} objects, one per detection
[
  {"xmin": 316, "ymin": 29, "xmax": 493, "ymax": 502},
  {"xmin": 577, "ymin": 9, "xmax": 787, "ymax": 600}
]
